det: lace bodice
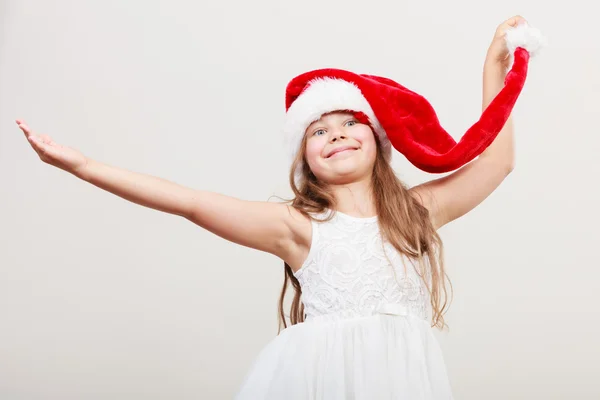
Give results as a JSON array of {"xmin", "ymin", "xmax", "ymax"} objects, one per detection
[{"xmin": 294, "ymin": 210, "xmax": 430, "ymax": 322}]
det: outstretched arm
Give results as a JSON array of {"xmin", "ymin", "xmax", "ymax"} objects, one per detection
[
  {"xmin": 16, "ymin": 120, "xmax": 304, "ymax": 260},
  {"xmin": 410, "ymin": 16, "xmax": 525, "ymax": 230}
]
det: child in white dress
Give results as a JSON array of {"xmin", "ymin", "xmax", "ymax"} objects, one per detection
[{"xmin": 17, "ymin": 16, "xmax": 543, "ymax": 400}]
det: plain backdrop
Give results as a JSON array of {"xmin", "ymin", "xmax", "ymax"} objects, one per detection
[{"xmin": 1, "ymin": 0, "xmax": 598, "ymax": 399}]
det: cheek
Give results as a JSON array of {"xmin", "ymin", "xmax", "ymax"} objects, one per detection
[
  {"xmin": 305, "ymin": 138, "xmax": 324, "ymax": 163},
  {"xmin": 355, "ymin": 127, "xmax": 377, "ymax": 157}
]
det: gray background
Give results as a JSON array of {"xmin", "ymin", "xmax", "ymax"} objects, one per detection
[{"xmin": 1, "ymin": 0, "xmax": 598, "ymax": 398}]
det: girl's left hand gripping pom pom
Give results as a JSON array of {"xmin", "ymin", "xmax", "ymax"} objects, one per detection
[{"xmin": 504, "ymin": 21, "xmax": 548, "ymax": 59}]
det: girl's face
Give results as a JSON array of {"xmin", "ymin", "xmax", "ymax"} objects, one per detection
[{"xmin": 304, "ymin": 111, "xmax": 377, "ymax": 184}]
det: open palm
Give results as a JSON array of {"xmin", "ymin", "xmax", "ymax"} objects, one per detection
[{"xmin": 16, "ymin": 119, "xmax": 88, "ymax": 175}]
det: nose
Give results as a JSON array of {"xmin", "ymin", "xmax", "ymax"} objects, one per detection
[{"xmin": 330, "ymin": 128, "xmax": 347, "ymax": 142}]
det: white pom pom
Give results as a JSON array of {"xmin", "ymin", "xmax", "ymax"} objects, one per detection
[{"xmin": 505, "ymin": 22, "xmax": 547, "ymax": 57}]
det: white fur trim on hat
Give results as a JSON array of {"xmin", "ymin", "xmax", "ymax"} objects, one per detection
[
  {"xmin": 283, "ymin": 77, "xmax": 392, "ymax": 163},
  {"xmin": 505, "ymin": 22, "xmax": 547, "ymax": 58}
]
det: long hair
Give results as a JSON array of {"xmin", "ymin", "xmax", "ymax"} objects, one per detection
[{"xmin": 277, "ymin": 127, "xmax": 453, "ymax": 332}]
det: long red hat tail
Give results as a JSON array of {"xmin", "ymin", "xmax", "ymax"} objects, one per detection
[{"xmin": 388, "ymin": 47, "xmax": 530, "ymax": 173}]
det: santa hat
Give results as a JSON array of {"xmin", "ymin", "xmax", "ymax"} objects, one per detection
[{"xmin": 283, "ymin": 22, "xmax": 545, "ymax": 177}]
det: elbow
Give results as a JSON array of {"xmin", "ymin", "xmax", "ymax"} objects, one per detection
[
  {"xmin": 479, "ymin": 155, "xmax": 515, "ymax": 175},
  {"xmin": 506, "ymin": 160, "xmax": 515, "ymax": 175},
  {"xmin": 489, "ymin": 156, "xmax": 515, "ymax": 175}
]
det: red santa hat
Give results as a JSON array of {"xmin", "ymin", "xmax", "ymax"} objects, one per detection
[{"xmin": 283, "ymin": 22, "xmax": 545, "ymax": 178}]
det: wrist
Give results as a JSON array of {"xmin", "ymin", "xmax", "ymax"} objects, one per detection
[
  {"xmin": 72, "ymin": 157, "xmax": 92, "ymax": 181},
  {"xmin": 484, "ymin": 56, "xmax": 507, "ymax": 70},
  {"xmin": 484, "ymin": 49, "xmax": 509, "ymax": 74}
]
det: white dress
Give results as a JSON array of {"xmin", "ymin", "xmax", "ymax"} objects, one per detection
[{"xmin": 236, "ymin": 210, "xmax": 454, "ymax": 399}]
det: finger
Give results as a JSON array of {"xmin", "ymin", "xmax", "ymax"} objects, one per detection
[
  {"xmin": 17, "ymin": 121, "xmax": 33, "ymax": 139},
  {"xmin": 507, "ymin": 15, "xmax": 526, "ymax": 27},
  {"xmin": 29, "ymin": 135, "xmax": 43, "ymax": 148},
  {"xmin": 30, "ymin": 136, "xmax": 54, "ymax": 158},
  {"xmin": 27, "ymin": 135, "xmax": 45, "ymax": 157}
]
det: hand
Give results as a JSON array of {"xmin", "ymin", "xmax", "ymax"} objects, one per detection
[
  {"xmin": 16, "ymin": 119, "xmax": 89, "ymax": 176},
  {"xmin": 486, "ymin": 15, "xmax": 528, "ymax": 69}
]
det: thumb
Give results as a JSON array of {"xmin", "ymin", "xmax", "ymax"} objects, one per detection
[{"xmin": 507, "ymin": 15, "xmax": 527, "ymax": 27}]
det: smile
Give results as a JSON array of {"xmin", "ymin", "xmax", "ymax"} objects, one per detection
[{"xmin": 326, "ymin": 147, "xmax": 358, "ymax": 158}]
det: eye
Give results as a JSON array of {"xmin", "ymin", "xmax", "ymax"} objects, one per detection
[
  {"xmin": 345, "ymin": 119, "xmax": 357, "ymax": 127},
  {"xmin": 313, "ymin": 129, "xmax": 326, "ymax": 136}
]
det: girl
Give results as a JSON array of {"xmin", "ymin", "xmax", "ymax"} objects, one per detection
[{"xmin": 17, "ymin": 16, "xmax": 543, "ymax": 400}]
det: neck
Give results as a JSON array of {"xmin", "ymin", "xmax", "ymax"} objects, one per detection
[{"xmin": 328, "ymin": 176, "xmax": 376, "ymax": 217}]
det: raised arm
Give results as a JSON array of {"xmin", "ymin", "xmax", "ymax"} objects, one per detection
[
  {"xmin": 16, "ymin": 120, "xmax": 306, "ymax": 260},
  {"xmin": 410, "ymin": 16, "xmax": 525, "ymax": 230}
]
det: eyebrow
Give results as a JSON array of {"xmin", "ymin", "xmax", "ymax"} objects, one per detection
[
  {"xmin": 309, "ymin": 114, "xmax": 356, "ymax": 129},
  {"xmin": 306, "ymin": 120, "xmax": 326, "ymax": 133}
]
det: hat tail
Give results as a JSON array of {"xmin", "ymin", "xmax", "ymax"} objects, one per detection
[
  {"xmin": 396, "ymin": 23, "xmax": 545, "ymax": 173},
  {"xmin": 407, "ymin": 48, "xmax": 529, "ymax": 173}
]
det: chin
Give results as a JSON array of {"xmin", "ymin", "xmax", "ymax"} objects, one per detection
[
  {"xmin": 325, "ymin": 169, "xmax": 368, "ymax": 184},
  {"xmin": 309, "ymin": 156, "xmax": 373, "ymax": 183}
]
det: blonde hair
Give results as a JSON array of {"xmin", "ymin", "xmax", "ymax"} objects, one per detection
[{"xmin": 278, "ymin": 127, "xmax": 453, "ymax": 332}]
